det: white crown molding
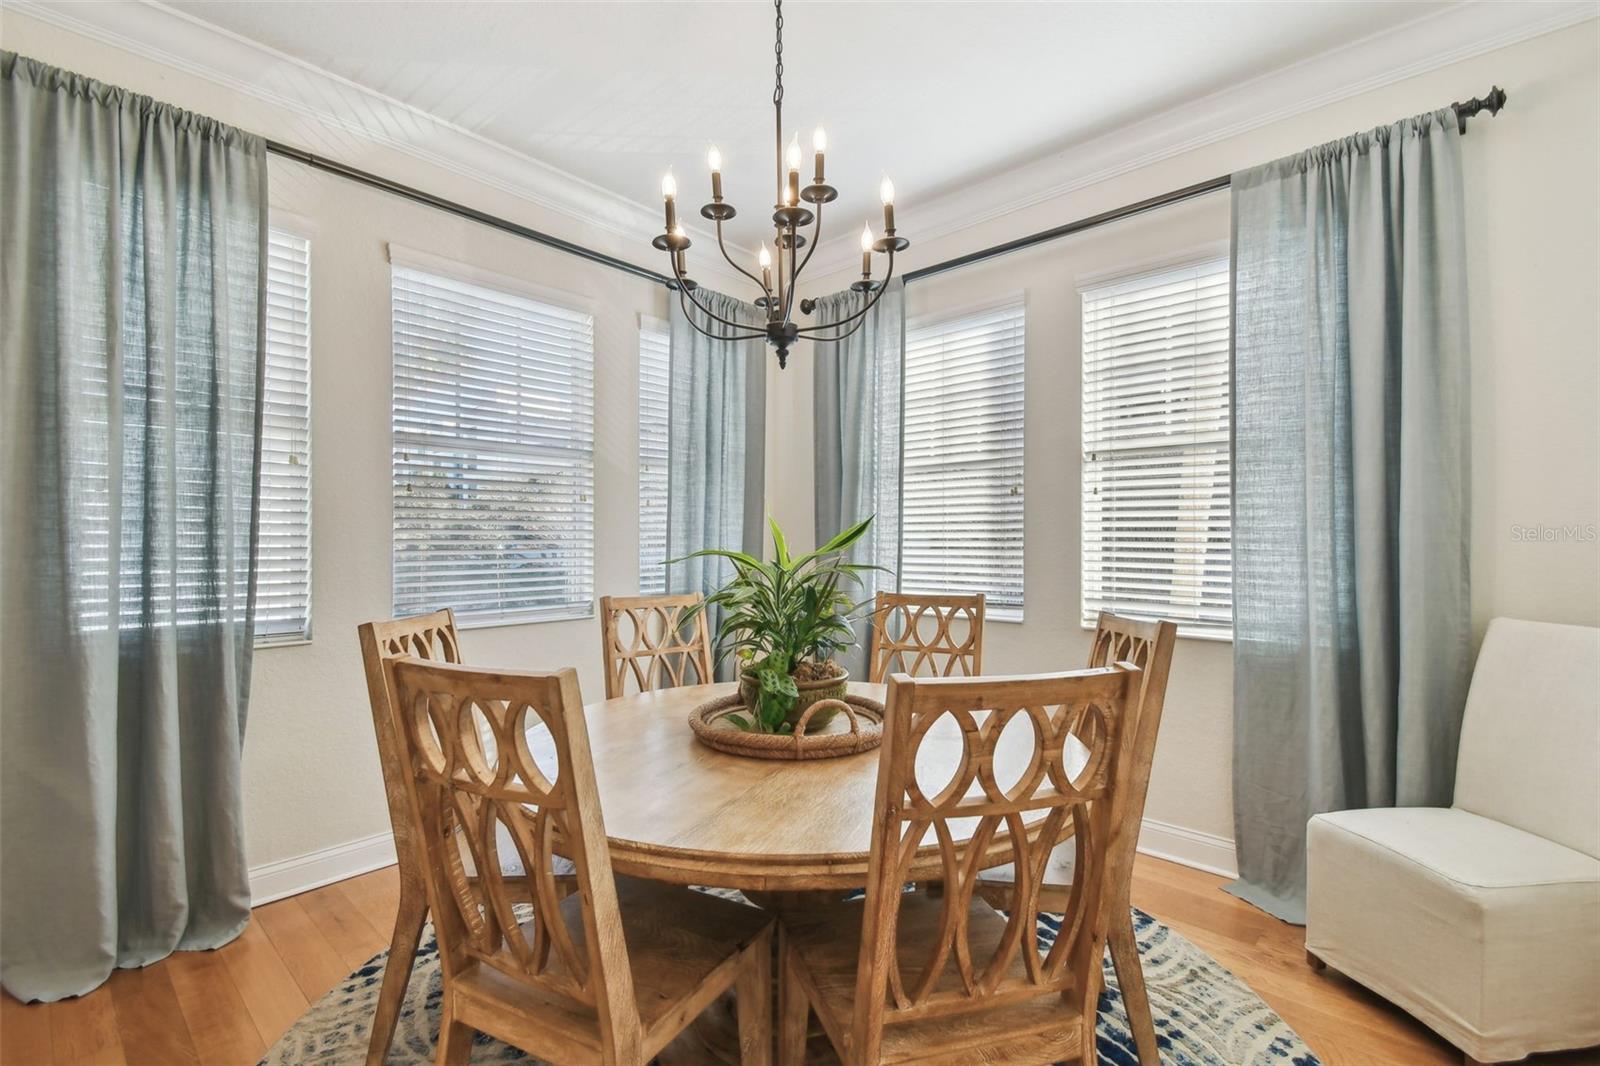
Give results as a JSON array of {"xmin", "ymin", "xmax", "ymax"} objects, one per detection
[
  {"xmin": 5, "ymin": 0, "xmax": 750, "ymax": 290},
  {"xmin": 804, "ymin": 0, "xmax": 1599, "ymax": 282}
]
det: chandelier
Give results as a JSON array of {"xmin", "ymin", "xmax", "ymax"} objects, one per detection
[{"xmin": 654, "ymin": 0, "xmax": 909, "ymax": 370}]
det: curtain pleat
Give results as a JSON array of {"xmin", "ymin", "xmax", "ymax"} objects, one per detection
[
  {"xmin": 1, "ymin": 51, "xmax": 266, "ymax": 1000},
  {"xmin": 1226, "ymin": 109, "xmax": 1473, "ymax": 922}
]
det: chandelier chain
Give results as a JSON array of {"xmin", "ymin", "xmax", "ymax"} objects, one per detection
[{"xmin": 772, "ymin": 0, "xmax": 784, "ymax": 107}]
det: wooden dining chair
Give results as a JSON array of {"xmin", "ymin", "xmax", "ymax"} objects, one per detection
[
  {"xmin": 974, "ymin": 610, "xmax": 1177, "ymax": 1066},
  {"xmin": 599, "ymin": 593, "xmax": 714, "ymax": 698},
  {"xmin": 866, "ymin": 591, "xmax": 985, "ymax": 683},
  {"xmin": 384, "ymin": 657, "xmax": 775, "ymax": 1065},
  {"xmin": 356, "ymin": 609, "xmax": 464, "ymax": 1066},
  {"xmin": 777, "ymin": 666, "xmax": 1144, "ymax": 1066}
]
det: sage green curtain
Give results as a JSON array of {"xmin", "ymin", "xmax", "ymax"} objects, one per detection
[
  {"xmin": 666, "ymin": 289, "xmax": 766, "ymax": 678},
  {"xmin": 1, "ymin": 52, "xmax": 267, "ymax": 1000},
  {"xmin": 812, "ymin": 280, "xmax": 904, "ymax": 679},
  {"xmin": 1226, "ymin": 109, "xmax": 1473, "ymax": 922}
]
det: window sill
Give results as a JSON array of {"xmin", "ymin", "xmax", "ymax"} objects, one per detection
[
  {"xmin": 255, "ymin": 637, "xmax": 313, "ymax": 650},
  {"xmin": 1078, "ymin": 620, "xmax": 1233, "ymax": 644},
  {"xmin": 455, "ymin": 606, "xmax": 596, "ymax": 632}
]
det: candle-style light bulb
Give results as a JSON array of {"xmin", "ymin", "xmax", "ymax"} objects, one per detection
[
  {"xmin": 860, "ymin": 222, "xmax": 874, "ymax": 278},
  {"xmin": 879, "ymin": 175, "xmax": 896, "ymax": 233},
  {"xmin": 812, "ymin": 127, "xmax": 827, "ymax": 184},
  {"xmin": 707, "ymin": 147, "xmax": 723, "ymax": 201},
  {"xmin": 758, "ymin": 243, "xmax": 773, "ymax": 291},
  {"xmin": 785, "ymin": 134, "xmax": 801, "ymax": 205},
  {"xmin": 661, "ymin": 170, "xmax": 677, "ymax": 232}
]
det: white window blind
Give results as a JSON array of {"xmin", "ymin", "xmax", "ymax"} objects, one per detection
[
  {"xmin": 1081, "ymin": 257, "xmax": 1231, "ymax": 637},
  {"xmin": 638, "ymin": 319, "xmax": 671, "ymax": 595},
  {"xmin": 257, "ymin": 228, "xmax": 313, "ymax": 644},
  {"xmin": 391, "ymin": 258, "xmax": 596, "ymax": 626},
  {"xmin": 900, "ymin": 298, "xmax": 1026, "ymax": 619}
]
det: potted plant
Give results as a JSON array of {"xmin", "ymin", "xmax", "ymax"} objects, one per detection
[{"xmin": 671, "ymin": 515, "xmax": 879, "ymax": 734}]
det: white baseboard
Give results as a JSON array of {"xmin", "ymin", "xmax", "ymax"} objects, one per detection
[
  {"xmin": 1136, "ymin": 818, "xmax": 1239, "ymax": 879},
  {"xmin": 249, "ymin": 831, "xmax": 397, "ymax": 906},
  {"xmin": 247, "ymin": 818, "xmax": 1238, "ymax": 905}
]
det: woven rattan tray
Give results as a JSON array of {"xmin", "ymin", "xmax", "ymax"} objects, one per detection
[{"xmin": 687, "ymin": 691, "xmax": 885, "ymax": 760}]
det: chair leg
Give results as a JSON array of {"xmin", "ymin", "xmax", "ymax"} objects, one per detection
[
  {"xmin": 736, "ymin": 929, "xmax": 774, "ymax": 1066},
  {"xmin": 368, "ymin": 872, "xmax": 429, "ymax": 1066},
  {"xmin": 435, "ymin": 995, "xmax": 474, "ymax": 1066},
  {"xmin": 1109, "ymin": 913, "xmax": 1159, "ymax": 1066},
  {"xmin": 777, "ymin": 932, "xmax": 810, "ymax": 1066},
  {"xmin": 1305, "ymin": 949, "xmax": 1326, "ymax": 973}
]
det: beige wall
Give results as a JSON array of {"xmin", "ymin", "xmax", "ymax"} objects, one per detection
[
  {"xmin": 797, "ymin": 21, "xmax": 1600, "ymax": 850},
  {"xmin": 6, "ymin": 12, "xmax": 1596, "ymax": 876}
]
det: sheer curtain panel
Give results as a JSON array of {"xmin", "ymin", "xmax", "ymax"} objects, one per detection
[
  {"xmin": 1, "ymin": 53, "xmax": 267, "ymax": 1000},
  {"xmin": 666, "ymin": 290, "xmax": 766, "ymax": 677},
  {"xmin": 812, "ymin": 280, "xmax": 904, "ymax": 678},
  {"xmin": 1227, "ymin": 109, "xmax": 1473, "ymax": 922}
]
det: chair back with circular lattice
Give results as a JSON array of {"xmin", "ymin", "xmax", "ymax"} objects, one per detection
[
  {"xmin": 383, "ymin": 658, "xmax": 641, "ymax": 1053},
  {"xmin": 599, "ymin": 593, "xmax": 714, "ymax": 698},
  {"xmin": 850, "ymin": 666, "xmax": 1142, "ymax": 1062},
  {"xmin": 867, "ymin": 591, "xmax": 985, "ymax": 683}
]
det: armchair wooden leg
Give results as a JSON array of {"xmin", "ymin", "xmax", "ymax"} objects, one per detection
[
  {"xmin": 1305, "ymin": 949, "xmax": 1326, "ymax": 973},
  {"xmin": 1109, "ymin": 913, "xmax": 1159, "ymax": 1066},
  {"xmin": 777, "ymin": 932, "xmax": 810, "ymax": 1066},
  {"xmin": 368, "ymin": 872, "xmax": 429, "ymax": 1066},
  {"xmin": 735, "ymin": 929, "xmax": 774, "ymax": 1066}
]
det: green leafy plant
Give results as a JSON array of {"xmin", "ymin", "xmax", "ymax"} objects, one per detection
[{"xmin": 670, "ymin": 515, "xmax": 879, "ymax": 734}]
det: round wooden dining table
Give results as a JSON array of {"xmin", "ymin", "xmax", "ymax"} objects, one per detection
[{"xmin": 532, "ymin": 680, "xmax": 1082, "ymax": 895}]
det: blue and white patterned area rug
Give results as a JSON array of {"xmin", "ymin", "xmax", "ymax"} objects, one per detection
[{"xmin": 261, "ymin": 894, "xmax": 1319, "ymax": 1066}]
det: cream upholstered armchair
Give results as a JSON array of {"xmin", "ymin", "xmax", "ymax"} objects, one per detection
[{"xmin": 1305, "ymin": 618, "xmax": 1600, "ymax": 1065}]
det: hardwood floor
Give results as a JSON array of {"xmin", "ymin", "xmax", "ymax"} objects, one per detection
[{"xmin": 2, "ymin": 855, "xmax": 1594, "ymax": 1065}]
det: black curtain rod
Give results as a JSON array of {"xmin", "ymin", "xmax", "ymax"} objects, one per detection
[
  {"xmin": 264, "ymin": 139, "xmax": 674, "ymax": 287},
  {"xmin": 903, "ymin": 87, "xmax": 1507, "ymax": 285},
  {"xmin": 265, "ymin": 86, "xmax": 1505, "ymax": 292}
]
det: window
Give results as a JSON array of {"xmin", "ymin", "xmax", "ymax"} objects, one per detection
[
  {"xmin": 638, "ymin": 318, "xmax": 670, "ymax": 595},
  {"xmin": 1080, "ymin": 257, "xmax": 1231, "ymax": 637},
  {"xmin": 257, "ymin": 228, "xmax": 313, "ymax": 644},
  {"xmin": 900, "ymin": 298, "xmax": 1026, "ymax": 620},
  {"xmin": 391, "ymin": 252, "xmax": 595, "ymax": 625}
]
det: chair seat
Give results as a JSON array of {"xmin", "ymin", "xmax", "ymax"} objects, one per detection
[
  {"xmin": 782, "ymin": 892, "xmax": 1088, "ymax": 1066},
  {"xmin": 455, "ymin": 876, "xmax": 772, "ymax": 1060},
  {"xmin": 1307, "ymin": 807, "xmax": 1600, "ymax": 1062}
]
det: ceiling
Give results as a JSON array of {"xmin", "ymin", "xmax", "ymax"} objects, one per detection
[{"xmin": 155, "ymin": 0, "xmax": 1481, "ymax": 252}]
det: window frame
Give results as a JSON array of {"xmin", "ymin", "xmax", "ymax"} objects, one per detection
[
  {"xmin": 388, "ymin": 244, "xmax": 597, "ymax": 630},
  {"xmin": 637, "ymin": 314, "xmax": 671, "ymax": 596},
  {"xmin": 1078, "ymin": 249, "xmax": 1233, "ymax": 642},
  {"xmin": 254, "ymin": 223, "xmax": 315, "ymax": 648},
  {"xmin": 898, "ymin": 293, "xmax": 1027, "ymax": 623}
]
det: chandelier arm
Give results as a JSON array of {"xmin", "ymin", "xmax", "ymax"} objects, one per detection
[
  {"xmin": 780, "ymin": 205, "xmax": 809, "ymax": 329},
  {"xmin": 715, "ymin": 220, "xmax": 772, "ymax": 301},
  {"xmin": 670, "ymin": 256, "xmax": 760, "ymax": 333},
  {"xmin": 796, "ymin": 249, "xmax": 897, "ymax": 336},
  {"xmin": 677, "ymin": 287, "xmax": 764, "ymax": 342},
  {"xmin": 802, "ymin": 310, "xmax": 872, "ymax": 346},
  {"xmin": 792, "ymin": 197, "xmax": 823, "ymax": 282}
]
